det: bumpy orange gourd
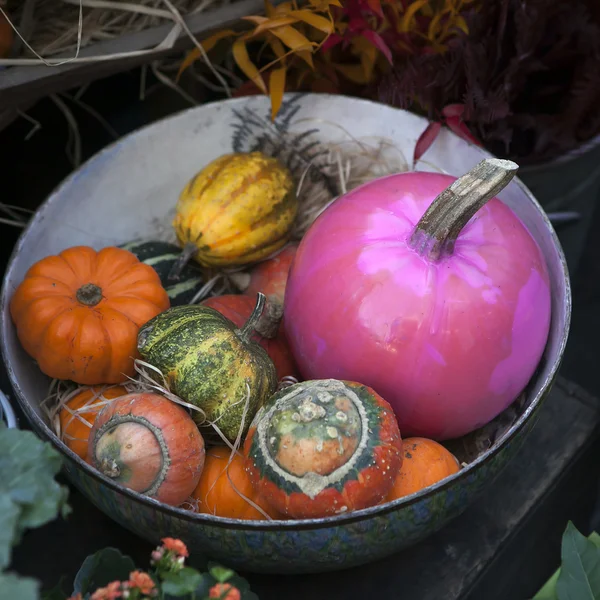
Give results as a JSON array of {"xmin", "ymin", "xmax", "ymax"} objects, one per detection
[
  {"xmin": 173, "ymin": 152, "xmax": 297, "ymax": 267},
  {"xmin": 190, "ymin": 446, "xmax": 279, "ymax": 520},
  {"xmin": 385, "ymin": 437, "xmax": 460, "ymax": 500},
  {"xmin": 60, "ymin": 385, "xmax": 128, "ymax": 459},
  {"xmin": 10, "ymin": 246, "xmax": 170, "ymax": 385}
]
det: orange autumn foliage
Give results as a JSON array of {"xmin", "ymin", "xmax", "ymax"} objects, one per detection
[
  {"xmin": 386, "ymin": 437, "xmax": 460, "ymax": 500},
  {"xmin": 59, "ymin": 385, "xmax": 128, "ymax": 459},
  {"xmin": 190, "ymin": 446, "xmax": 280, "ymax": 520}
]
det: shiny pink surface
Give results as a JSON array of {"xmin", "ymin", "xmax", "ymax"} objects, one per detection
[{"xmin": 283, "ymin": 172, "xmax": 551, "ymax": 440}]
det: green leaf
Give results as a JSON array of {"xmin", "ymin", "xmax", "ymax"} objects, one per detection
[
  {"xmin": 161, "ymin": 568, "xmax": 205, "ymax": 597},
  {"xmin": 556, "ymin": 522, "xmax": 600, "ymax": 600},
  {"xmin": 0, "ymin": 572, "xmax": 40, "ymax": 600},
  {"xmin": 0, "ymin": 428, "xmax": 70, "ymax": 569},
  {"xmin": 209, "ymin": 565, "xmax": 235, "ymax": 583},
  {"xmin": 41, "ymin": 577, "xmax": 68, "ymax": 600},
  {"xmin": 72, "ymin": 548, "xmax": 136, "ymax": 596},
  {"xmin": 534, "ymin": 532, "xmax": 600, "ymax": 600}
]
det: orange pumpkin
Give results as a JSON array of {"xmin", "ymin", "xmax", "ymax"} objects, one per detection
[
  {"xmin": 232, "ymin": 244, "xmax": 298, "ymax": 307},
  {"xmin": 190, "ymin": 446, "xmax": 279, "ymax": 520},
  {"xmin": 59, "ymin": 385, "xmax": 128, "ymax": 459},
  {"xmin": 201, "ymin": 294, "xmax": 299, "ymax": 380},
  {"xmin": 10, "ymin": 246, "xmax": 170, "ymax": 385},
  {"xmin": 385, "ymin": 437, "xmax": 460, "ymax": 500}
]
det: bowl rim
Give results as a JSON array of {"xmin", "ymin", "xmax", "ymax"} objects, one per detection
[{"xmin": 0, "ymin": 92, "xmax": 572, "ymax": 531}]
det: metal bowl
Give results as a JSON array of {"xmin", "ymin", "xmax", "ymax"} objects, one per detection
[{"xmin": 0, "ymin": 93, "xmax": 571, "ymax": 574}]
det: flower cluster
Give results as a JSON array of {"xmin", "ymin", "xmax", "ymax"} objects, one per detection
[
  {"xmin": 150, "ymin": 536, "xmax": 189, "ymax": 576},
  {"xmin": 68, "ymin": 570, "xmax": 157, "ymax": 600},
  {"xmin": 67, "ymin": 538, "xmax": 244, "ymax": 600}
]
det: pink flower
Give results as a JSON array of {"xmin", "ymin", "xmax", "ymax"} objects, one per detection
[
  {"xmin": 208, "ymin": 583, "xmax": 241, "ymax": 600},
  {"xmin": 150, "ymin": 548, "xmax": 164, "ymax": 563},
  {"xmin": 161, "ymin": 537, "xmax": 189, "ymax": 558},
  {"xmin": 90, "ymin": 581, "xmax": 123, "ymax": 600}
]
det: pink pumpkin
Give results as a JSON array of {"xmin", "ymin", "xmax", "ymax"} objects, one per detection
[{"xmin": 283, "ymin": 159, "xmax": 551, "ymax": 440}]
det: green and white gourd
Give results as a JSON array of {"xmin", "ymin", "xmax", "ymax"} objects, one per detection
[{"xmin": 119, "ymin": 240, "xmax": 204, "ymax": 305}]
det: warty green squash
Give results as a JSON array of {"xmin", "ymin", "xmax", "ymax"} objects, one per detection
[{"xmin": 137, "ymin": 293, "xmax": 277, "ymax": 442}]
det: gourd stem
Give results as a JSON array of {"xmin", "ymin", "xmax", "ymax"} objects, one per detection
[
  {"xmin": 237, "ymin": 292, "xmax": 266, "ymax": 343},
  {"xmin": 254, "ymin": 298, "xmax": 284, "ymax": 340},
  {"xmin": 76, "ymin": 283, "xmax": 103, "ymax": 306},
  {"xmin": 168, "ymin": 242, "xmax": 197, "ymax": 281},
  {"xmin": 408, "ymin": 158, "xmax": 519, "ymax": 261}
]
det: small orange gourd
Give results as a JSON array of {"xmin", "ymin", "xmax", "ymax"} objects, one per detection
[
  {"xmin": 189, "ymin": 446, "xmax": 279, "ymax": 520},
  {"xmin": 386, "ymin": 437, "xmax": 460, "ymax": 500},
  {"xmin": 10, "ymin": 246, "xmax": 170, "ymax": 385},
  {"xmin": 59, "ymin": 385, "xmax": 128, "ymax": 459}
]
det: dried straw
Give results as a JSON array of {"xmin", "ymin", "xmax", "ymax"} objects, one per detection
[{"xmin": 3, "ymin": 0, "xmax": 226, "ymax": 60}]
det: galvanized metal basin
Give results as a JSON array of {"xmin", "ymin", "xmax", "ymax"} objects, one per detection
[{"xmin": 0, "ymin": 93, "xmax": 571, "ymax": 574}]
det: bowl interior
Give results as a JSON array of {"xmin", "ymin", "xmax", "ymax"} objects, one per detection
[{"xmin": 0, "ymin": 93, "xmax": 571, "ymax": 524}]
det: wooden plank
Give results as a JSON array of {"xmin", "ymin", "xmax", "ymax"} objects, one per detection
[{"xmin": 0, "ymin": 0, "xmax": 263, "ymax": 109}]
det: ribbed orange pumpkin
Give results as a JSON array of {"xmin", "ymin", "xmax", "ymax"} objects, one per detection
[
  {"xmin": 385, "ymin": 438, "xmax": 460, "ymax": 500},
  {"xmin": 189, "ymin": 446, "xmax": 279, "ymax": 520},
  {"xmin": 10, "ymin": 246, "xmax": 170, "ymax": 385},
  {"xmin": 59, "ymin": 385, "xmax": 128, "ymax": 459}
]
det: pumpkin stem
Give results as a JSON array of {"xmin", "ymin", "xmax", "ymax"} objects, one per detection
[
  {"xmin": 254, "ymin": 297, "xmax": 283, "ymax": 340},
  {"xmin": 408, "ymin": 158, "xmax": 519, "ymax": 261},
  {"xmin": 168, "ymin": 242, "xmax": 197, "ymax": 281},
  {"xmin": 76, "ymin": 283, "xmax": 103, "ymax": 306},
  {"xmin": 237, "ymin": 292, "xmax": 267, "ymax": 343}
]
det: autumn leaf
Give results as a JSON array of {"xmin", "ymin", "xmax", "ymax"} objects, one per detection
[
  {"xmin": 270, "ymin": 67, "xmax": 287, "ymax": 120},
  {"xmin": 321, "ymin": 33, "xmax": 343, "ymax": 52},
  {"xmin": 444, "ymin": 115, "xmax": 482, "ymax": 146},
  {"xmin": 400, "ymin": 0, "xmax": 429, "ymax": 33},
  {"xmin": 361, "ymin": 30, "xmax": 393, "ymax": 64},
  {"xmin": 269, "ymin": 24, "xmax": 316, "ymax": 52},
  {"xmin": 289, "ymin": 9, "xmax": 334, "ymax": 33},
  {"xmin": 442, "ymin": 103, "xmax": 465, "ymax": 118},
  {"xmin": 452, "ymin": 15, "xmax": 469, "ymax": 35},
  {"xmin": 252, "ymin": 16, "xmax": 300, "ymax": 33},
  {"xmin": 177, "ymin": 29, "xmax": 237, "ymax": 79},
  {"xmin": 366, "ymin": 0, "xmax": 384, "ymax": 19},
  {"xmin": 332, "ymin": 62, "xmax": 372, "ymax": 84},
  {"xmin": 413, "ymin": 121, "xmax": 442, "ymax": 164},
  {"xmin": 233, "ymin": 37, "xmax": 267, "ymax": 93}
]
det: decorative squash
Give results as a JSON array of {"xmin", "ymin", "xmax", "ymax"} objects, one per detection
[
  {"xmin": 201, "ymin": 294, "xmax": 299, "ymax": 381},
  {"xmin": 119, "ymin": 239, "xmax": 205, "ymax": 306},
  {"xmin": 244, "ymin": 379, "xmax": 403, "ymax": 519},
  {"xmin": 172, "ymin": 152, "xmax": 297, "ymax": 268},
  {"xmin": 231, "ymin": 243, "xmax": 298, "ymax": 307},
  {"xmin": 10, "ymin": 246, "xmax": 170, "ymax": 385},
  {"xmin": 87, "ymin": 392, "xmax": 206, "ymax": 506},
  {"xmin": 137, "ymin": 293, "xmax": 278, "ymax": 442},
  {"xmin": 385, "ymin": 438, "xmax": 460, "ymax": 500},
  {"xmin": 59, "ymin": 385, "xmax": 128, "ymax": 459},
  {"xmin": 189, "ymin": 446, "xmax": 279, "ymax": 520}
]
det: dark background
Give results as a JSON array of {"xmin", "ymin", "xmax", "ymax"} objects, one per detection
[{"xmin": 2, "ymin": 70, "xmax": 600, "ymax": 599}]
